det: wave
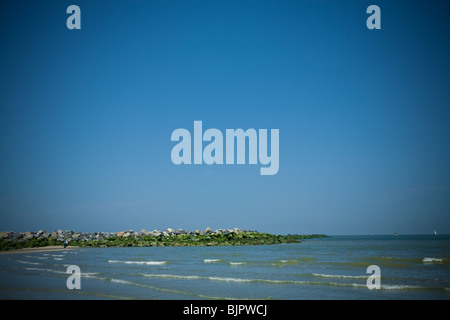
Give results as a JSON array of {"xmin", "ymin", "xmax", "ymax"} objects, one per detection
[
  {"xmin": 141, "ymin": 273, "xmax": 299, "ymax": 284},
  {"xmin": 381, "ymin": 284, "xmax": 424, "ymax": 290},
  {"xmin": 25, "ymin": 267, "xmax": 67, "ymax": 275},
  {"xmin": 312, "ymin": 273, "xmax": 367, "ymax": 279},
  {"xmin": 141, "ymin": 273, "xmax": 353, "ymax": 286},
  {"xmin": 229, "ymin": 262, "xmax": 245, "ymax": 265},
  {"xmin": 297, "ymin": 257, "xmax": 316, "ymax": 262},
  {"xmin": 361, "ymin": 256, "xmax": 449, "ymax": 266},
  {"xmin": 325, "ymin": 258, "xmax": 417, "ymax": 268},
  {"xmin": 24, "ymin": 267, "xmax": 100, "ymax": 278},
  {"xmin": 25, "ymin": 255, "xmax": 48, "ymax": 260},
  {"xmin": 422, "ymin": 257, "xmax": 444, "ymax": 264},
  {"xmin": 108, "ymin": 259, "xmax": 167, "ymax": 265},
  {"xmin": 139, "ymin": 273, "xmax": 447, "ymax": 292},
  {"xmin": 110, "ymin": 278, "xmax": 133, "ymax": 285},
  {"xmin": 203, "ymin": 259, "xmax": 223, "ymax": 263},
  {"xmin": 270, "ymin": 259, "xmax": 299, "ymax": 266},
  {"xmin": 80, "ymin": 272, "xmax": 100, "ymax": 277},
  {"xmin": 16, "ymin": 260, "xmax": 41, "ymax": 265},
  {"xmin": 142, "ymin": 274, "xmax": 202, "ymax": 280},
  {"xmin": 86, "ymin": 273, "xmax": 242, "ymax": 300}
]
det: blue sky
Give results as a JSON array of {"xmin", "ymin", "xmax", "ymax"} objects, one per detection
[{"xmin": 1, "ymin": 0, "xmax": 449, "ymax": 235}]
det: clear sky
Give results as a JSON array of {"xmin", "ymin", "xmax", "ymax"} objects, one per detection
[{"xmin": 1, "ymin": 0, "xmax": 449, "ymax": 235}]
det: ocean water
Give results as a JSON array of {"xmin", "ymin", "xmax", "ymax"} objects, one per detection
[{"xmin": 0, "ymin": 235, "xmax": 449, "ymax": 300}]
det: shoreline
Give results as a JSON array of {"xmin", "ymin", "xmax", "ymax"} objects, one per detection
[{"xmin": 0, "ymin": 245, "xmax": 79, "ymax": 255}]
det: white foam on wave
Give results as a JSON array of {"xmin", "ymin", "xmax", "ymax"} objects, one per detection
[
  {"xmin": 111, "ymin": 278, "xmax": 133, "ymax": 285},
  {"xmin": 143, "ymin": 273, "xmax": 202, "ymax": 280},
  {"xmin": 145, "ymin": 274, "xmax": 426, "ymax": 291},
  {"xmin": 16, "ymin": 260, "xmax": 41, "ymax": 265},
  {"xmin": 230, "ymin": 262, "xmax": 245, "ymax": 265},
  {"xmin": 25, "ymin": 255, "xmax": 48, "ymax": 260},
  {"xmin": 423, "ymin": 257, "xmax": 443, "ymax": 264},
  {"xmin": 270, "ymin": 259, "xmax": 298, "ymax": 266},
  {"xmin": 110, "ymin": 275, "xmax": 237, "ymax": 300},
  {"xmin": 81, "ymin": 272, "xmax": 100, "ymax": 277},
  {"xmin": 381, "ymin": 284, "xmax": 423, "ymax": 290},
  {"xmin": 142, "ymin": 273, "xmax": 304, "ymax": 285},
  {"xmin": 313, "ymin": 273, "xmax": 367, "ymax": 279},
  {"xmin": 349, "ymin": 282, "xmax": 425, "ymax": 291},
  {"xmin": 139, "ymin": 273, "xmax": 437, "ymax": 292},
  {"xmin": 25, "ymin": 267, "xmax": 100, "ymax": 277},
  {"xmin": 209, "ymin": 276, "xmax": 254, "ymax": 283},
  {"xmin": 108, "ymin": 259, "xmax": 167, "ymax": 265},
  {"xmin": 25, "ymin": 267, "xmax": 67, "ymax": 274},
  {"xmin": 203, "ymin": 259, "xmax": 222, "ymax": 263}
]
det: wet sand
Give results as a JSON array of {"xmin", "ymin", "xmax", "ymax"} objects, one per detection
[{"xmin": 0, "ymin": 246, "xmax": 79, "ymax": 255}]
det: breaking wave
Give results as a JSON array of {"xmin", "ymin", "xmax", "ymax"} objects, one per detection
[
  {"xmin": 422, "ymin": 257, "xmax": 444, "ymax": 264},
  {"xmin": 312, "ymin": 273, "xmax": 367, "ymax": 279},
  {"xmin": 16, "ymin": 260, "xmax": 41, "ymax": 265},
  {"xmin": 203, "ymin": 259, "xmax": 223, "ymax": 263},
  {"xmin": 108, "ymin": 260, "xmax": 167, "ymax": 265},
  {"xmin": 139, "ymin": 273, "xmax": 446, "ymax": 292}
]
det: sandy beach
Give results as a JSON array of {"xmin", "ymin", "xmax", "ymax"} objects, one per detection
[{"xmin": 0, "ymin": 246, "xmax": 79, "ymax": 255}]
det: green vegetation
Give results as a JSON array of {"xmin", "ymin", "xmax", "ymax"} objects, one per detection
[{"xmin": 0, "ymin": 238, "xmax": 63, "ymax": 251}]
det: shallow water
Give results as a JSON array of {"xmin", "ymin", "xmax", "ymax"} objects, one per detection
[{"xmin": 0, "ymin": 235, "xmax": 449, "ymax": 299}]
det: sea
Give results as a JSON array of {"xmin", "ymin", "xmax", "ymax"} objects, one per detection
[{"xmin": 0, "ymin": 235, "xmax": 449, "ymax": 300}]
